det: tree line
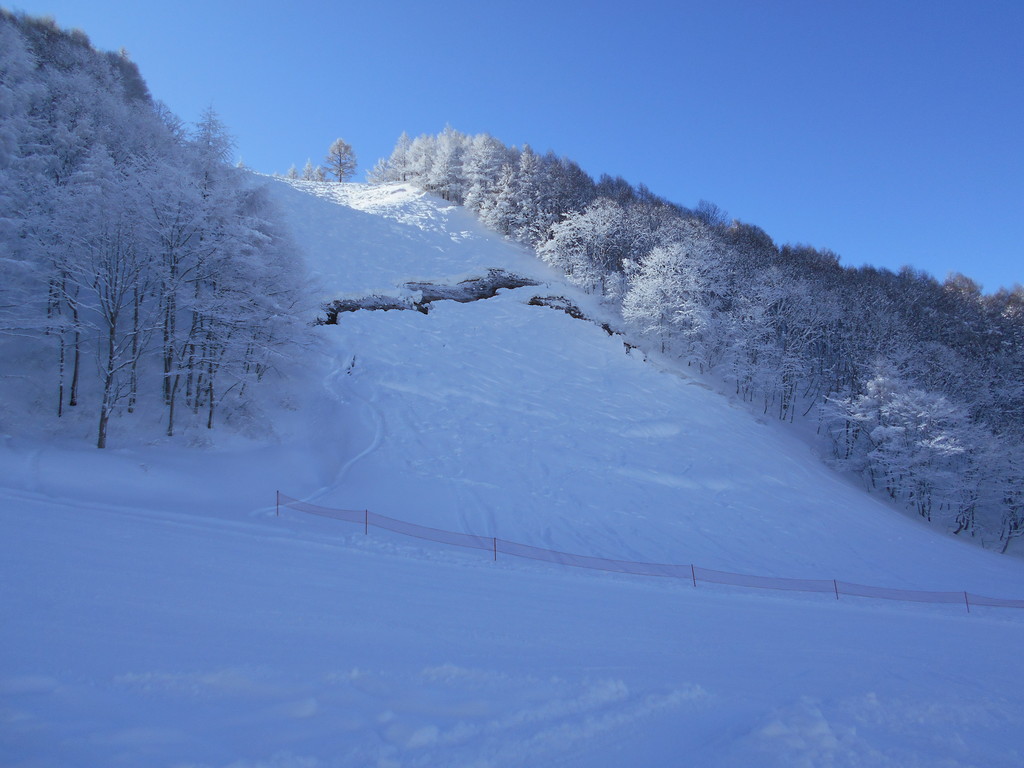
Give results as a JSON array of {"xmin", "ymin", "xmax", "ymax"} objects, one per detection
[
  {"xmin": 370, "ymin": 127, "xmax": 1024, "ymax": 552},
  {"xmin": 0, "ymin": 12, "xmax": 305, "ymax": 447},
  {"xmin": 282, "ymin": 138, "xmax": 357, "ymax": 182}
]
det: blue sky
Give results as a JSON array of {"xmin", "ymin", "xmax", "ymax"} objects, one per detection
[{"xmin": 10, "ymin": 0, "xmax": 1023, "ymax": 292}]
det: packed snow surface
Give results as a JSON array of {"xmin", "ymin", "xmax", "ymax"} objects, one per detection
[{"xmin": 3, "ymin": 178, "xmax": 1023, "ymax": 767}]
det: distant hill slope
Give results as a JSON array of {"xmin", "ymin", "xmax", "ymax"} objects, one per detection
[
  {"xmin": 262, "ymin": 178, "xmax": 1023, "ymax": 591},
  {"xmin": 370, "ymin": 128, "xmax": 1024, "ymax": 554}
]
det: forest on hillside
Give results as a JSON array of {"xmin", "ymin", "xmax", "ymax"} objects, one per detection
[
  {"xmin": 370, "ymin": 128, "xmax": 1024, "ymax": 552},
  {"xmin": 0, "ymin": 11, "xmax": 305, "ymax": 447}
]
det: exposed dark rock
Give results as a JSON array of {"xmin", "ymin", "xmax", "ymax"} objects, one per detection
[
  {"xmin": 403, "ymin": 269, "xmax": 540, "ymax": 303},
  {"xmin": 319, "ymin": 295, "xmax": 428, "ymax": 324},
  {"xmin": 319, "ymin": 269, "xmax": 540, "ymax": 324},
  {"xmin": 528, "ymin": 296, "xmax": 618, "ymax": 336}
]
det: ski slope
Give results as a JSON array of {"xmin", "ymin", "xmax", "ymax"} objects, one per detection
[{"xmin": 3, "ymin": 178, "xmax": 1024, "ymax": 767}]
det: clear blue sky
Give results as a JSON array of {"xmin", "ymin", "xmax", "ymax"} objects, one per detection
[{"xmin": 10, "ymin": 0, "xmax": 1023, "ymax": 293}]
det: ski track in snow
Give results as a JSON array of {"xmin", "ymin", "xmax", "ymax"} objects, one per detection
[
  {"xmin": 3, "ymin": 178, "xmax": 1024, "ymax": 768},
  {"xmin": 308, "ymin": 341, "xmax": 387, "ymax": 502}
]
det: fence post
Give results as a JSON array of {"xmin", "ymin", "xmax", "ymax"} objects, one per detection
[
  {"xmin": 276, "ymin": 490, "xmax": 279, "ymax": 517},
  {"xmin": 493, "ymin": 537, "xmax": 497, "ymax": 561},
  {"xmin": 833, "ymin": 579, "xmax": 840, "ymax": 600},
  {"xmin": 964, "ymin": 591, "xmax": 970, "ymax": 614},
  {"xmin": 364, "ymin": 510, "xmax": 368, "ymax": 535},
  {"xmin": 691, "ymin": 564, "xmax": 696, "ymax": 587}
]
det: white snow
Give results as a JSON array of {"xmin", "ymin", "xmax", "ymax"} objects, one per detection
[{"xmin": 2, "ymin": 178, "xmax": 1023, "ymax": 767}]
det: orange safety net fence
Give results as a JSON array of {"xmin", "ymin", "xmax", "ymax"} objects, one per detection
[{"xmin": 277, "ymin": 493, "xmax": 1024, "ymax": 612}]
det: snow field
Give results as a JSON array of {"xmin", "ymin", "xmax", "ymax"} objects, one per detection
[
  {"xmin": 3, "ymin": 179, "xmax": 1024, "ymax": 767},
  {"xmin": 311, "ymin": 289, "xmax": 1023, "ymax": 596},
  {"xmin": 4, "ymin": 489, "xmax": 1023, "ymax": 768}
]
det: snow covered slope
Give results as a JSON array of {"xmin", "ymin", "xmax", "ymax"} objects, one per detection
[{"xmin": 3, "ymin": 178, "xmax": 1024, "ymax": 767}]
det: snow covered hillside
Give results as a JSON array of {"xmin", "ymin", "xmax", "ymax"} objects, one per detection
[{"xmin": 3, "ymin": 178, "xmax": 1024, "ymax": 767}]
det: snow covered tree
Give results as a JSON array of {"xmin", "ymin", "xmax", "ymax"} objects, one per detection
[
  {"xmin": 694, "ymin": 199, "xmax": 728, "ymax": 228},
  {"xmin": 544, "ymin": 153, "xmax": 597, "ymax": 219},
  {"xmin": 622, "ymin": 220, "xmax": 729, "ymax": 369},
  {"xmin": 479, "ymin": 161, "xmax": 518, "ymax": 237},
  {"xmin": 462, "ymin": 133, "xmax": 512, "ymax": 214},
  {"xmin": 404, "ymin": 134, "xmax": 436, "ymax": 185},
  {"xmin": 825, "ymin": 366, "xmax": 981, "ymax": 523},
  {"xmin": 54, "ymin": 146, "xmax": 158, "ymax": 447},
  {"xmin": 622, "ymin": 244, "xmax": 689, "ymax": 352},
  {"xmin": 0, "ymin": 19, "xmax": 47, "ymax": 337},
  {"xmin": 424, "ymin": 125, "xmax": 467, "ymax": 202},
  {"xmin": 539, "ymin": 199, "xmax": 633, "ymax": 294},
  {"xmin": 0, "ymin": 14, "xmax": 307, "ymax": 447},
  {"xmin": 365, "ymin": 157, "xmax": 391, "ymax": 184},
  {"xmin": 375, "ymin": 131, "xmax": 413, "ymax": 183},
  {"xmin": 508, "ymin": 145, "xmax": 544, "ymax": 244},
  {"xmin": 301, "ymin": 159, "xmax": 319, "ymax": 180},
  {"xmin": 324, "ymin": 137, "xmax": 357, "ymax": 181}
]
